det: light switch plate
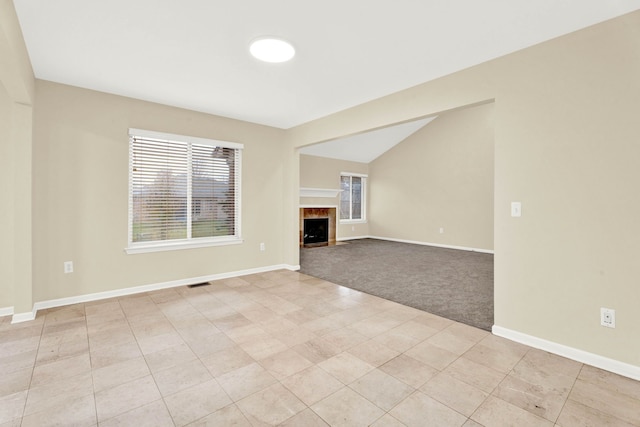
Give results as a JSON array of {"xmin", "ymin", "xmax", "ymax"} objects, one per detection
[{"xmin": 511, "ymin": 202, "xmax": 522, "ymax": 217}]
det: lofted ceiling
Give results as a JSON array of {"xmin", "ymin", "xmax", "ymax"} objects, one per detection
[
  {"xmin": 299, "ymin": 117, "xmax": 437, "ymax": 163},
  {"xmin": 13, "ymin": 1, "xmax": 640, "ymax": 132}
]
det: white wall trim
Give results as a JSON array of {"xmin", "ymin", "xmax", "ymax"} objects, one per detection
[
  {"xmin": 12, "ymin": 307, "xmax": 37, "ymax": 324},
  {"xmin": 299, "ymin": 187, "xmax": 342, "ymax": 198},
  {"xmin": 368, "ymin": 235, "xmax": 494, "ymax": 254},
  {"xmin": 337, "ymin": 235, "xmax": 369, "ymax": 242},
  {"xmin": 493, "ymin": 325, "xmax": 640, "ymax": 381},
  {"xmin": 125, "ymin": 237, "xmax": 243, "ymax": 255},
  {"xmin": 0, "ymin": 306, "xmax": 14, "ymax": 318},
  {"xmin": 299, "ymin": 204, "xmax": 339, "ymax": 209},
  {"xmin": 129, "ymin": 128, "xmax": 244, "ymax": 150},
  {"xmin": 13, "ymin": 264, "xmax": 300, "ymax": 322},
  {"xmin": 340, "ymin": 171, "xmax": 368, "ymax": 178}
]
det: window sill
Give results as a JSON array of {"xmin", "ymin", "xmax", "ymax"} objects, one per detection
[
  {"xmin": 125, "ymin": 237, "xmax": 243, "ymax": 254},
  {"xmin": 339, "ymin": 219, "xmax": 367, "ymax": 225}
]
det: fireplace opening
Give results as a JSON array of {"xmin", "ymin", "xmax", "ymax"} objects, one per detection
[{"xmin": 304, "ymin": 218, "xmax": 329, "ymax": 245}]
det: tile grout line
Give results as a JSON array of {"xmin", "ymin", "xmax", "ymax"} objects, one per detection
[
  {"xmin": 136, "ymin": 296, "xmax": 186, "ymax": 427},
  {"xmin": 81, "ymin": 303, "xmax": 101, "ymax": 427},
  {"xmin": 553, "ymin": 363, "xmax": 585, "ymax": 425},
  {"xmin": 18, "ymin": 312, "xmax": 46, "ymax": 423},
  {"xmin": 180, "ymin": 280, "xmax": 269, "ymax": 426},
  {"xmin": 108, "ymin": 297, "xmax": 174, "ymax": 427}
]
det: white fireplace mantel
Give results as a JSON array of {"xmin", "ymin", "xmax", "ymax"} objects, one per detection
[{"xmin": 299, "ymin": 187, "xmax": 342, "ymax": 198}]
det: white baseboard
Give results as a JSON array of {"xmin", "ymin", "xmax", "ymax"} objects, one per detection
[
  {"xmin": 13, "ymin": 264, "xmax": 299, "ymax": 323},
  {"xmin": 0, "ymin": 306, "xmax": 14, "ymax": 318},
  {"xmin": 493, "ymin": 325, "xmax": 640, "ymax": 381},
  {"xmin": 11, "ymin": 307, "xmax": 37, "ymax": 324},
  {"xmin": 367, "ymin": 235, "xmax": 494, "ymax": 254},
  {"xmin": 336, "ymin": 236, "xmax": 369, "ymax": 242}
]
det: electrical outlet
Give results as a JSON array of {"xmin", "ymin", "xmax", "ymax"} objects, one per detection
[
  {"xmin": 439, "ymin": 227, "xmax": 444, "ymax": 234},
  {"xmin": 600, "ymin": 307, "xmax": 615, "ymax": 328},
  {"xmin": 64, "ymin": 261, "xmax": 73, "ymax": 274},
  {"xmin": 259, "ymin": 243, "xmax": 265, "ymax": 252}
]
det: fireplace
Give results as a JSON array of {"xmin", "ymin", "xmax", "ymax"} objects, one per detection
[
  {"xmin": 304, "ymin": 218, "xmax": 329, "ymax": 245},
  {"xmin": 300, "ymin": 207, "xmax": 336, "ymax": 247}
]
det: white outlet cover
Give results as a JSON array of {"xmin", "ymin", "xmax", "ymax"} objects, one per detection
[{"xmin": 600, "ymin": 307, "xmax": 615, "ymax": 328}]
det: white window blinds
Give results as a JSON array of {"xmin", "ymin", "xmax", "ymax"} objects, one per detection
[{"xmin": 128, "ymin": 129, "xmax": 242, "ymax": 252}]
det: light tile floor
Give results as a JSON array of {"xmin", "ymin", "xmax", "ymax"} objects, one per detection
[{"xmin": 1, "ymin": 270, "xmax": 639, "ymax": 426}]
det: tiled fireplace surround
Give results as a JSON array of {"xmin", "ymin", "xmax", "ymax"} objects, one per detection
[{"xmin": 299, "ymin": 207, "xmax": 337, "ymax": 247}]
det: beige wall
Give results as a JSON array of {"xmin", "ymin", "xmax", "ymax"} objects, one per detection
[
  {"xmin": 0, "ymin": 83, "xmax": 14, "ymax": 308},
  {"xmin": 299, "ymin": 154, "xmax": 369, "ymax": 239},
  {"xmin": 289, "ymin": 12, "xmax": 640, "ymax": 367},
  {"xmin": 32, "ymin": 81, "xmax": 288, "ymax": 302},
  {"xmin": 369, "ymin": 103, "xmax": 494, "ymax": 250},
  {"xmin": 0, "ymin": 0, "xmax": 35, "ymax": 104},
  {"xmin": 0, "ymin": 0, "xmax": 34, "ymax": 314},
  {"xmin": 491, "ymin": 14, "xmax": 640, "ymax": 366}
]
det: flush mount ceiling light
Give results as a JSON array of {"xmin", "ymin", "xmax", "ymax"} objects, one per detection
[{"xmin": 250, "ymin": 37, "xmax": 295, "ymax": 63}]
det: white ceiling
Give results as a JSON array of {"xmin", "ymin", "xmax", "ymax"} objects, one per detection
[
  {"xmin": 13, "ymin": 1, "xmax": 640, "ymax": 130},
  {"xmin": 299, "ymin": 117, "xmax": 437, "ymax": 163}
]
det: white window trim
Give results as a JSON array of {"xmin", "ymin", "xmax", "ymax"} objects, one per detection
[
  {"xmin": 125, "ymin": 236, "xmax": 243, "ymax": 255},
  {"xmin": 340, "ymin": 218, "xmax": 367, "ymax": 224},
  {"xmin": 126, "ymin": 128, "xmax": 243, "ymax": 254},
  {"xmin": 339, "ymin": 172, "xmax": 367, "ymax": 224},
  {"xmin": 129, "ymin": 128, "xmax": 244, "ymax": 150}
]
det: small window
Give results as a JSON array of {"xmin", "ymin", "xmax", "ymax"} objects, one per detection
[
  {"xmin": 127, "ymin": 129, "xmax": 243, "ymax": 253},
  {"xmin": 340, "ymin": 173, "xmax": 367, "ymax": 222}
]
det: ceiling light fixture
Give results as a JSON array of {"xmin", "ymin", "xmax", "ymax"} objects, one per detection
[{"xmin": 250, "ymin": 37, "xmax": 295, "ymax": 63}]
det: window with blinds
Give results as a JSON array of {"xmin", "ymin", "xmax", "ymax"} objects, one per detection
[
  {"xmin": 340, "ymin": 173, "xmax": 367, "ymax": 222},
  {"xmin": 127, "ymin": 129, "xmax": 243, "ymax": 253}
]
